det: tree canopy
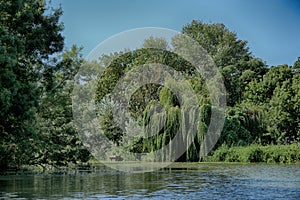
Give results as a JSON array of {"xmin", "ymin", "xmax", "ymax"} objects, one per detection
[
  {"xmin": 0, "ymin": 2, "xmax": 299, "ymax": 168},
  {"xmin": 94, "ymin": 21, "xmax": 300, "ymax": 162}
]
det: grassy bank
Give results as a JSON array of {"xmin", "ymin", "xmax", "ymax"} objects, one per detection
[{"xmin": 206, "ymin": 143, "xmax": 300, "ymax": 164}]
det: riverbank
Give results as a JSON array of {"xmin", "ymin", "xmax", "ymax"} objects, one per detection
[
  {"xmin": 2, "ymin": 143, "xmax": 300, "ymax": 173},
  {"xmin": 206, "ymin": 143, "xmax": 300, "ymax": 164}
]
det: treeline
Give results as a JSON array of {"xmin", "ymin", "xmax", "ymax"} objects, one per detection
[
  {"xmin": 1, "ymin": 0, "xmax": 299, "ymax": 170},
  {"xmin": 95, "ymin": 22, "xmax": 300, "ymax": 162}
]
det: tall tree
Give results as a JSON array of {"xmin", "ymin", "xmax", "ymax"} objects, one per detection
[
  {"xmin": 181, "ymin": 20, "xmax": 267, "ymax": 106},
  {"xmin": 36, "ymin": 46, "xmax": 91, "ymax": 167},
  {"xmin": 0, "ymin": 0, "xmax": 64, "ymax": 169}
]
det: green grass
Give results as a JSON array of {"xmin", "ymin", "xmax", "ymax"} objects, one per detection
[{"xmin": 206, "ymin": 143, "xmax": 300, "ymax": 164}]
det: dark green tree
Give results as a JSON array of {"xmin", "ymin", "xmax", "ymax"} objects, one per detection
[
  {"xmin": 0, "ymin": 0, "xmax": 64, "ymax": 169},
  {"xmin": 181, "ymin": 20, "xmax": 267, "ymax": 106},
  {"xmin": 266, "ymin": 73, "xmax": 300, "ymax": 144},
  {"xmin": 244, "ymin": 65, "xmax": 294, "ymax": 105},
  {"xmin": 244, "ymin": 64, "xmax": 300, "ymax": 144},
  {"xmin": 36, "ymin": 46, "xmax": 91, "ymax": 167}
]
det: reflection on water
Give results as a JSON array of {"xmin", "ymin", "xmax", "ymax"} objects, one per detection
[{"xmin": 1, "ymin": 163, "xmax": 300, "ymax": 199}]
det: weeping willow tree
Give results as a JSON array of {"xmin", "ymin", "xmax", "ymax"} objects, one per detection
[
  {"xmin": 142, "ymin": 87, "xmax": 182, "ymax": 161},
  {"xmin": 138, "ymin": 77, "xmax": 211, "ymax": 162}
]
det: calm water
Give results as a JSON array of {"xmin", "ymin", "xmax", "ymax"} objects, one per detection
[{"xmin": 1, "ymin": 163, "xmax": 300, "ymax": 199}]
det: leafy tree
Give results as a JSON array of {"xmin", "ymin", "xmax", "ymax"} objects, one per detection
[
  {"xmin": 0, "ymin": 0, "xmax": 63, "ymax": 169},
  {"xmin": 218, "ymin": 107, "xmax": 252, "ymax": 146},
  {"xmin": 266, "ymin": 73, "xmax": 300, "ymax": 144},
  {"xmin": 216, "ymin": 103, "xmax": 266, "ymax": 148},
  {"xmin": 182, "ymin": 21, "xmax": 250, "ymax": 67},
  {"xmin": 293, "ymin": 57, "xmax": 300, "ymax": 71},
  {"xmin": 181, "ymin": 20, "xmax": 267, "ymax": 106},
  {"xmin": 35, "ymin": 46, "xmax": 91, "ymax": 167},
  {"xmin": 142, "ymin": 36, "xmax": 169, "ymax": 50},
  {"xmin": 244, "ymin": 65, "xmax": 293, "ymax": 105},
  {"xmin": 95, "ymin": 37, "xmax": 212, "ymax": 162},
  {"xmin": 244, "ymin": 64, "xmax": 300, "ymax": 144}
]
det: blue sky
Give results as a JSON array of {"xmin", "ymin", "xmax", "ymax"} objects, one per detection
[{"xmin": 52, "ymin": 0, "xmax": 300, "ymax": 67}]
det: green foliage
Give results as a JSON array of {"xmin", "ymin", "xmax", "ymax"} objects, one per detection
[
  {"xmin": 94, "ymin": 21, "xmax": 300, "ymax": 162},
  {"xmin": 209, "ymin": 143, "xmax": 300, "ymax": 164},
  {"xmin": 0, "ymin": 0, "xmax": 64, "ymax": 169},
  {"xmin": 217, "ymin": 107, "xmax": 252, "ymax": 147},
  {"xmin": 0, "ymin": 1, "xmax": 91, "ymax": 169},
  {"xmin": 95, "ymin": 37, "xmax": 208, "ymax": 162},
  {"xmin": 244, "ymin": 65, "xmax": 294, "ymax": 105},
  {"xmin": 266, "ymin": 73, "xmax": 300, "ymax": 143},
  {"xmin": 142, "ymin": 36, "xmax": 169, "ymax": 50},
  {"xmin": 217, "ymin": 64, "xmax": 299, "ymax": 148},
  {"xmin": 182, "ymin": 20, "xmax": 267, "ymax": 106},
  {"xmin": 159, "ymin": 87, "xmax": 179, "ymax": 108},
  {"xmin": 36, "ymin": 46, "xmax": 91, "ymax": 167},
  {"xmin": 293, "ymin": 57, "xmax": 300, "ymax": 71},
  {"xmin": 182, "ymin": 21, "xmax": 250, "ymax": 67},
  {"xmin": 97, "ymin": 98, "xmax": 124, "ymax": 146},
  {"xmin": 244, "ymin": 64, "xmax": 300, "ymax": 144},
  {"xmin": 128, "ymin": 84, "xmax": 161, "ymax": 120},
  {"xmin": 2, "ymin": 4, "xmax": 299, "ymax": 168}
]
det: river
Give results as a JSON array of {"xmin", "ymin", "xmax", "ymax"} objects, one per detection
[{"xmin": 1, "ymin": 163, "xmax": 300, "ymax": 199}]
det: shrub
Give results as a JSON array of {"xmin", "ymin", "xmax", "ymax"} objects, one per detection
[{"xmin": 210, "ymin": 143, "xmax": 300, "ymax": 163}]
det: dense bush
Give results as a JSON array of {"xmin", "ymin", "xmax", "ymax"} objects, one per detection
[{"xmin": 208, "ymin": 143, "xmax": 300, "ymax": 163}]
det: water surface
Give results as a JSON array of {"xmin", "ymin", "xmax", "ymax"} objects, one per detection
[{"xmin": 1, "ymin": 163, "xmax": 300, "ymax": 199}]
